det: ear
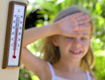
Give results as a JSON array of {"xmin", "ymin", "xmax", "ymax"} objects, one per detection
[{"xmin": 52, "ymin": 36, "xmax": 59, "ymax": 47}]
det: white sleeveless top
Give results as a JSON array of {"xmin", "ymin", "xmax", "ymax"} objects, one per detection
[{"xmin": 48, "ymin": 62, "xmax": 91, "ymax": 80}]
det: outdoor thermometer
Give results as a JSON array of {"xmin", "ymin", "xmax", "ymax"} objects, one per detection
[{"xmin": 2, "ymin": 1, "xmax": 27, "ymax": 69}]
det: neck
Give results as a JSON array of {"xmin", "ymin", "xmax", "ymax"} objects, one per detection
[{"xmin": 53, "ymin": 57, "xmax": 83, "ymax": 74}]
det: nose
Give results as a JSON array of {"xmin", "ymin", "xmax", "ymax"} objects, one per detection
[{"xmin": 73, "ymin": 38, "xmax": 82, "ymax": 47}]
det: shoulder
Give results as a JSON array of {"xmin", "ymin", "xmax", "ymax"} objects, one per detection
[
  {"xmin": 86, "ymin": 72, "xmax": 96, "ymax": 80},
  {"xmin": 91, "ymin": 76, "xmax": 96, "ymax": 80},
  {"xmin": 34, "ymin": 61, "xmax": 52, "ymax": 80},
  {"xmin": 43, "ymin": 62, "xmax": 52, "ymax": 80}
]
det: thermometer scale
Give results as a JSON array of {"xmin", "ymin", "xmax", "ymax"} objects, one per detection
[
  {"xmin": 12, "ymin": 15, "xmax": 21, "ymax": 59},
  {"xmin": 2, "ymin": 1, "xmax": 27, "ymax": 69}
]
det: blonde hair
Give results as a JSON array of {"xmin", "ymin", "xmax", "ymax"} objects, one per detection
[{"xmin": 41, "ymin": 5, "xmax": 95, "ymax": 78}]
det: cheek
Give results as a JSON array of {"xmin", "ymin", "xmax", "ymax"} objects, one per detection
[
  {"xmin": 58, "ymin": 39, "xmax": 73, "ymax": 52},
  {"xmin": 82, "ymin": 40, "xmax": 90, "ymax": 53},
  {"xmin": 59, "ymin": 39, "xmax": 73, "ymax": 47}
]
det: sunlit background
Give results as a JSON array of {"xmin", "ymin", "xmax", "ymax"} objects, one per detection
[{"xmin": 19, "ymin": 0, "xmax": 105, "ymax": 80}]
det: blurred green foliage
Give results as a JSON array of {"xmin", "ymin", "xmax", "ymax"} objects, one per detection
[{"xmin": 19, "ymin": 0, "xmax": 105, "ymax": 80}]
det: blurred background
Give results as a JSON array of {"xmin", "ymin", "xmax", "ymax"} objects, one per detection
[{"xmin": 19, "ymin": 0, "xmax": 105, "ymax": 80}]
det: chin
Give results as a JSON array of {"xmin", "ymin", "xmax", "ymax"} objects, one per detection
[{"xmin": 68, "ymin": 57, "xmax": 82, "ymax": 62}]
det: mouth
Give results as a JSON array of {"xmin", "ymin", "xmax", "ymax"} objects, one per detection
[{"xmin": 70, "ymin": 50, "xmax": 82, "ymax": 55}]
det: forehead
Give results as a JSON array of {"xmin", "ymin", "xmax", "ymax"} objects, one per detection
[
  {"xmin": 58, "ymin": 29, "xmax": 91, "ymax": 39},
  {"xmin": 75, "ymin": 29, "xmax": 90, "ymax": 36}
]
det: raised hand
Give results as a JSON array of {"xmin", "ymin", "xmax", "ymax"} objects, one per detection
[{"xmin": 55, "ymin": 12, "xmax": 91, "ymax": 37}]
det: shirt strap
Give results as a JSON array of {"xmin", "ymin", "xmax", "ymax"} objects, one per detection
[
  {"xmin": 47, "ymin": 62, "xmax": 55, "ymax": 80},
  {"xmin": 86, "ymin": 72, "xmax": 91, "ymax": 80}
]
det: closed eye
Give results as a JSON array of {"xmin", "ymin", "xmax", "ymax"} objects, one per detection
[
  {"xmin": 66, "ymin": 37, "xmax": 74, "ymax": 39},
  {"xmin": 81, "ymin": 37, "xmax": 88, "ymax": 40},
  {"xmin": 65, "ymin": 36, "xmax": 88, "ymax": 40}
]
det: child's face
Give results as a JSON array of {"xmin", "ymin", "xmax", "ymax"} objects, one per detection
[{"xmin": 52, "ymin": 28, "xmax": 91, "ymax": 62}]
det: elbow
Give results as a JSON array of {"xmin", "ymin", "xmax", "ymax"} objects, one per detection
[{"xmin": 22, "ymin": 41, "xmax": 27, "ymax": 48}]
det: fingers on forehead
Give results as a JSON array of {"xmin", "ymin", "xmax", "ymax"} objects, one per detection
[
  {"xmin": 71, "ymin": 12, "xmax": 83, "ymax": 18},
  {"xmin": 70, "ymin": 31, "xmax": 89, "ymax": 37},
  {"xmin": 70, "ymin": 33, "xmax": 84, "ymax": 37},
  {"xmin": 76, "ymin": 15, "xmax": 90, "ymax": 21},
  {"xmin": 74, "ymin": 22, "xmax": 91, "ymax": 30},
  {"xmin": 79, "ymin": 23, "xmax": 91, "ymax": 30}
]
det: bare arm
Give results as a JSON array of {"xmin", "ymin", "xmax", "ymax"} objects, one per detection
[
  {"xmin": 21, "ymin": 48, "xmax": 51, "ymax": 80},
  {"xmin": 91, "ymin": 76, "xmax": 97, "ymax": 80},
  {"xmin": 23, "ymin": 23, "xmax": 58, "ymax": 47},
  {"xmin": 21, "ymin": 23, "xmax": 58, "ymax": 79}
]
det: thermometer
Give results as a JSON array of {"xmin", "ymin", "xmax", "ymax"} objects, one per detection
[{"xmin": 2, "ymin": 1, "xmax": 27, "ymax": 69}]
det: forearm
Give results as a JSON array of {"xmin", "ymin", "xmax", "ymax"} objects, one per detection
[{"xmin": 23, "ymin": 23, "xmax": 59, "ymax": 47}]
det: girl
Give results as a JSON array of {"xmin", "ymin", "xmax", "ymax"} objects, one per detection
[{"xmin": 21, "ymin": 6, "xmax": 96, "ymax": 80}]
